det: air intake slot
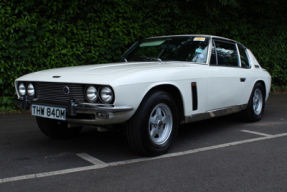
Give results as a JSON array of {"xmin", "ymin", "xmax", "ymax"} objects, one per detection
[{"xmin": 191, "ymin": 82, "xmax": 198, "ymax": 111}]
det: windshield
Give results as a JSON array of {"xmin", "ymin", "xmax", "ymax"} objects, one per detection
[{"xmin": 121, "ymin": 36, "xmax": 210, "ymax": 63}]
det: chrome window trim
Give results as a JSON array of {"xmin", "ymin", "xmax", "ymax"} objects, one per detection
[{"xmin": 235, "ymin": 43, "xmax": 241, "ymax": 67}]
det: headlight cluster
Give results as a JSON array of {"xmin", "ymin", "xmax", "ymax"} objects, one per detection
[
  {"xmin": 85, "ymin": 85, "xmax": 114, "ymax": 104},
  {"xmin": 18, "ymin": 83, "xmax": 35, "ymax": 97}
]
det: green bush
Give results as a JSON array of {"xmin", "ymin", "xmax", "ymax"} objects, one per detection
[
  {"xmin": 0, "ymin": 95, "xmax": 15, "ymax": 111},
  {"xmin": 1, "ymin": 0, "xmax": 286, "ymax": 103}
]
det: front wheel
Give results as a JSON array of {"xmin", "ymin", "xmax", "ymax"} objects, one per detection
[
  {"xmin": 126, "ymin": 90, "xmax": 179, "ymax": 156},
  {"xmin": 241, "ymin": 82, "xmax": 265, "ymax": 122}
]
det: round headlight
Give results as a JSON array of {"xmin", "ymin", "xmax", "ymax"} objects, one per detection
[
  {"xmin": 85, "ymin": 86, "xmax": 98, "ymax": 102},
  {"xmin": 18, "ymin": 83, "xmax": 26, "ymax": 96},
  {"xmin": 27, "ymin": 83, "xmax": 35, "ymax": 96},
  {"xmin": 100, "ymin": 86, "xmax": 114, "ymax": 104}
]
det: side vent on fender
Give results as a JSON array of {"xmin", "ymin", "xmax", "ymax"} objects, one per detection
[{"xmin": 191, "ymin": 82, "xmax": 198, "ymax": 111}]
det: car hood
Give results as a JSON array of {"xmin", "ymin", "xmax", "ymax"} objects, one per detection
[{"xmin": 16, "ymin": 62, "xmax": 207, "ymax": 86}]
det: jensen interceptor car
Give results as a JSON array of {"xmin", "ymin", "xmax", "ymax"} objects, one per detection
[{"xmin": 15, "ymin": 35, "xmax": 271, "ymax": 156}]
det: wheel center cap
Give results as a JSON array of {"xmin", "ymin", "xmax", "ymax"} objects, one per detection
[{"xmin": 157, "ymin": 120, "xmax": 163, "ymax": 126}]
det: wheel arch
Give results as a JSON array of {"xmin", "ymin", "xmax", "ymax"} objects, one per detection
[
  {"xmin": 139, "ymin": 84, "xmax": 185, "ymax": 124},
  {"xmin": 254, "ymin": 80, "xmax": 267, "ymax": 101},
  {"xmin": 240, "ymin": 79, "xmax": 267, "ymax": 122}
]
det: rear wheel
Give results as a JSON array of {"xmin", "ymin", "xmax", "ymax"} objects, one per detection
[
  {"xmin": 126, "ymin": 90, "xmax": 179, "ymax": 156},
  {"xmin": 241, "ymin": 82, "xmax": 265, "ymax": 122},
  {"xmin": 36, "ymin": 117, "xmax": 82, "ymax": 139}
]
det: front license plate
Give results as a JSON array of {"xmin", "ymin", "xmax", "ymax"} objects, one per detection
[{"xmin": 31, "ymin": 104, "xmax": 66, "ymax": 121}]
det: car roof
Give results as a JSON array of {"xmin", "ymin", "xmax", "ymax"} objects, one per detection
[{"xmin": 145, "ymin": 34, "xmax": 246, "ymax": 49}]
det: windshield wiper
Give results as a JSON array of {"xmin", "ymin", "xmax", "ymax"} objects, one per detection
[
  {"xmin": 150, "ymin": 57, "xmax": 162, "ymax": 63},
  {"xmin": 119, "ymin": 56, "xmax": 128, "ymax": 62}
]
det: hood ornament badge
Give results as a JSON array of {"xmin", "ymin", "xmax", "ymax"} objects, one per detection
[
  {"xmin": 53, "ymin": 76, "xmax": 61, "ymax": 78},
  {"xmin": 63, "ymin": 86, "xmax": 70, "ymax": 94}
]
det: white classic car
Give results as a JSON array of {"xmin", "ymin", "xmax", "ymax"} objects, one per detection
[{"xmin": 15, "ymin": 35, "xmax": 271, "ymax": 156}]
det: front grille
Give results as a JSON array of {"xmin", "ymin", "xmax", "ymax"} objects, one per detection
[{"xmin": 34, "ymin": 82, "xmax": 85, "ymax": 103}]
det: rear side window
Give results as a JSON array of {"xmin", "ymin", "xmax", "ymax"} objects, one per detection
[
  {"xmin": 238, "ymin": 44, "xmax": 250, "ymax": 68},
  {"xmin": 214, "ymin": 41, "xmax": 239, "ymax": 67}
]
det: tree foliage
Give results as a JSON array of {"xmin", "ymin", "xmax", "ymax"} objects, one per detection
[{"xmin": 1, "ymin": 0, "xmax": 287, "ymax": 105}]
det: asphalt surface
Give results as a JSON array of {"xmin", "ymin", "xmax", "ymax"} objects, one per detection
[{"xmin": 0, "ymin": 94, "xmax": 287, "ymax": 191}]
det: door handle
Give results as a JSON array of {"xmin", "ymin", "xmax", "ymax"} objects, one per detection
[{"xmin": 240, "ymin": 78, "xmax": 246, "ymax": 82}]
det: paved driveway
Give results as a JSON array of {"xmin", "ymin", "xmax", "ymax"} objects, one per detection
[{"xmin": 0, "ymin": 94, "xmax": 286, "ymax": 191}]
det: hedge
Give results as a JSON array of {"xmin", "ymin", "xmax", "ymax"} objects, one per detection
[{"xmin": 1, "ymin": 0, "xmax": 287, "ymax": 109}]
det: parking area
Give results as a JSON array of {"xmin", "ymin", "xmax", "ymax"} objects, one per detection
[{"xmin": 0, "ymin": 94, "xmax": 287, "ymax": 191}]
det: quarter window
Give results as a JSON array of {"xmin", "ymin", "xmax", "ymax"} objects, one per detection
[
  {"xmin": 214, "ymin": 41, "xmax": 239, "ymax": 67},
  {"xmin": 238, "ymin": 44, "xmax": 250, "ymax": 68}
]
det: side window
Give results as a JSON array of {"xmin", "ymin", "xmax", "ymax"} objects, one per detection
[
  {"xmin": 214, "ymin": 41, "xmax": 239, "ymax": 67},
  {"xmin": 238, "ymin": 44, "xmax": 250, "ymax": 68}
]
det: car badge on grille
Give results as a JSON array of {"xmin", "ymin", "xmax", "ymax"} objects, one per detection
[{"xmin": 63, "ymin": 86, "xmax": 70, "ymax": 94}]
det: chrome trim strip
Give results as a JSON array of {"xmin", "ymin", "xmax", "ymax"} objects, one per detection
[
  {"xmin": 245, "ymin": 48, "xmax": 251, "ymax": 68},
  {"xmin": 206, "ymin": 37, "xmax": 212, "ymax": 65},
  {"xmin": 235, "ymin": 43, "xmax": 241, "ymax": 67},
  {"xmin": 184, "ymin": 104, "xmax": 248, "ymax": 124}
]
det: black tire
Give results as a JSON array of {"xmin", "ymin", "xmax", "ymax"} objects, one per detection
[
  {"xmin": 241, "ymin": 82, "xmax": 265, "ymax": 122},
  {"xmin": 126, "ymin": 90, "xmax": 179, "ymax": 156},
  {"xmin": 36, "ymin": 117, "xmax": 82, "ymax": 139}
]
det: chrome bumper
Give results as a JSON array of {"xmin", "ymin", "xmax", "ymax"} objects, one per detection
[
  {"xmin": 72, "ymin": 102, "xmax": 134, "ymax": 120},
  {"xmin": 73, "ymin": 103, "xmax": 133, "ymax": 113},
  {"xmin": 22, "ymin": 96, "xmax": 133, "ymax": 118}
]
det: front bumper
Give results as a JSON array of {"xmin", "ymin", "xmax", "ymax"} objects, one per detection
[{"xmin": 22, "ymin": 96, "xmax": 133, "ymax": 120}]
